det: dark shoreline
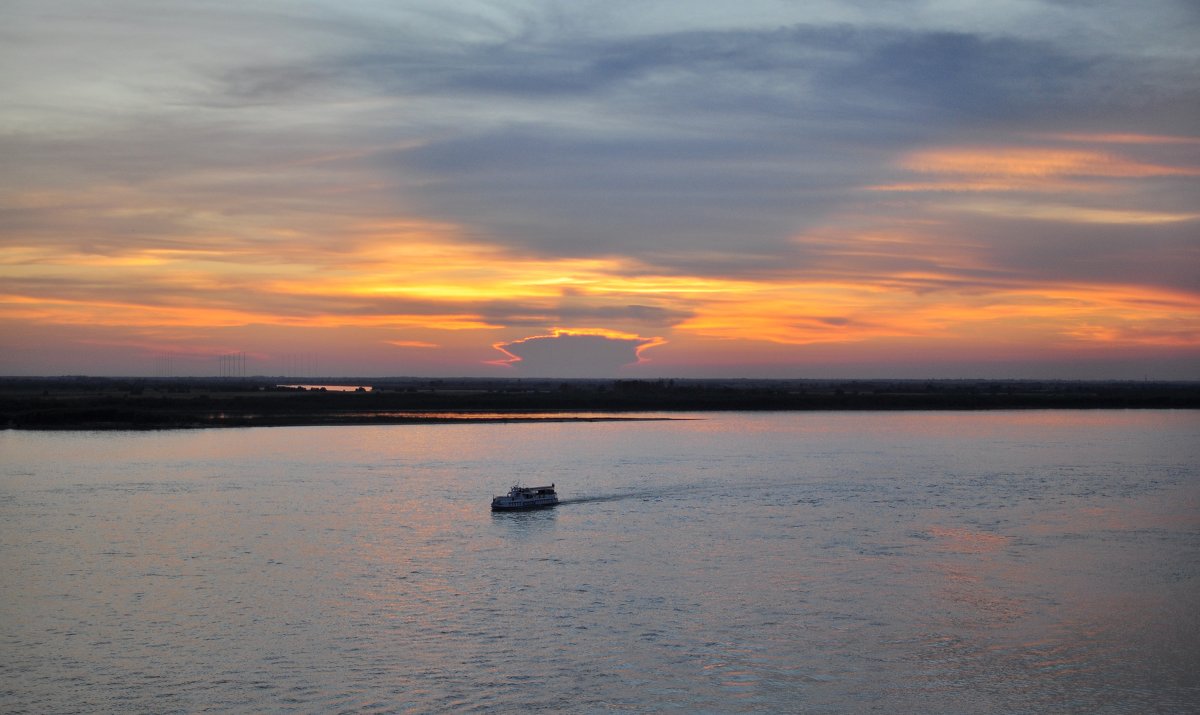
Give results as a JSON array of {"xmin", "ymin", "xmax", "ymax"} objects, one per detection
[{"xmin": 3, "ymin": 376, "xmax": 1198, "ymax": 430}]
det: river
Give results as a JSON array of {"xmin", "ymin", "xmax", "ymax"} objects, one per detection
[{"xmin": 2, "ymin": 410, "xmax": 1197, "ymax": 712}]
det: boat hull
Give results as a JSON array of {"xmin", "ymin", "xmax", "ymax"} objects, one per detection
[{"xmin": 490, "ymin": 496, "xmax": 559, "ymax": 511}]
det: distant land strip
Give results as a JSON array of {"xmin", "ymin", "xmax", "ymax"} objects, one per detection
[{"xmin": 2, "ymin": 377, "xmax": 1198, "ymax": 430}]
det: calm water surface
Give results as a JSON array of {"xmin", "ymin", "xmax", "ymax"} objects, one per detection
[{"xmin": 2, "ymin": 411, "xmax": 1198, "ymax": 713}]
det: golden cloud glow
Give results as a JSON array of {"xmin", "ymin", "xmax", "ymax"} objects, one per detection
[
  {"xmin": 3, "ymin": 203, "xmax": 1198, "ymax": 373},
  {"xmin": 0, "ymin": 292, "xmax": 498, "ymax": 332},
  {"xmin": 6, "ymin": 218, "xmax": 1198, "ymax": 357}
]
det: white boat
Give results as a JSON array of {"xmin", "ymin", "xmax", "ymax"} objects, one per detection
[{"xmin": 491, "ymin": 483, "xmax": 559, "ymax": 511}]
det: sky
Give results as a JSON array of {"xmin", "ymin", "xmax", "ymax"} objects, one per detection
[{"xmin": 2, "ymin": 0, "xmax": 1198, "ymax": 379}]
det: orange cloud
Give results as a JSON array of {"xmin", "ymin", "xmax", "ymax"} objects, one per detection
[
  {"xmin": 672, "ymin": 271, "xmax": 1200, "ymax": 352},
  {"xmin": 942, "ymin": 200, "xmax": 1199, "ymax": 224},
  {"xmin": 869, "ymin": 142, "xmax": 1200, "ymax": 194},
  {"xmin": 901, "ymin": 147, "xmax": 1200, "ymax": 179},
  {"xmin": 1034, "ymin": 132, "xmax": 1200, "ymax": 145}
]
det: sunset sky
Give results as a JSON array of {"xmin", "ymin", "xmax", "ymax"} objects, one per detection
[{"xmin": 3, "ymin": 1, "xmax": 1198, "ymax": 378}]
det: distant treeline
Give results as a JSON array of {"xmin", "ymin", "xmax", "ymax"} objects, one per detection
[{"xmin": 2, "ymin": 376, "xmax": 1198, "ymax": 430}]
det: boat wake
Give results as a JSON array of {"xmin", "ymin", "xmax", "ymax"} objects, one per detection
[
  {"xmin": 558, "ymin": 486, "xmax": 693, "ymax": 506},
  {"xmin": 556, "ymin": 476, "xmax": 806, "ymax": 507}
]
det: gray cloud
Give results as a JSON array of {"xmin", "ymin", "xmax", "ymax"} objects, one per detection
[
  {"xmin": 9, "ymin": 4, "xmax": 1197, "ymax": 273},
  {"xmin": 324, "ymin": 21, "xmax": 1195, "ymax": 270},
  {"xmin": 966, "ymin": 217, "xmax": 1200, "ymax": 294},
  {"xmin": 494, "ymin": 332, "xmax": 658, "ymax": 377},
  {"xmin": 478, "ymin": 301, "xmax": 693, "ymax": 330}
]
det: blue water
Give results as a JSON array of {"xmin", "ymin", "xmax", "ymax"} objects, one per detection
[{"xmin": 2, "ymin": 411, "xmax": 1198, "ymax": 713}]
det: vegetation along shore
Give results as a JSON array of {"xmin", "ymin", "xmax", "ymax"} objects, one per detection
[{"xmin": 2, "ymin": 377, "xmax": 1197, "ymax": 430}]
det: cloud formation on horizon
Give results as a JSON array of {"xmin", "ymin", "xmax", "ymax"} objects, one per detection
[{"xmin": 492, "ymin": 330, "xmax": 666, "ymax": 377}]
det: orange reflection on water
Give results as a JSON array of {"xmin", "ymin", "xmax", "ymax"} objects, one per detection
[{"xmin": 926, "ymin": 526, "xmax": 1012, "ymax": 554}]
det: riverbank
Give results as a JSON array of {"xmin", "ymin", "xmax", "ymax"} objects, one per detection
[{"xmin": 2, "ymin": 376, "xmax": 1197, "ymax": 430}]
